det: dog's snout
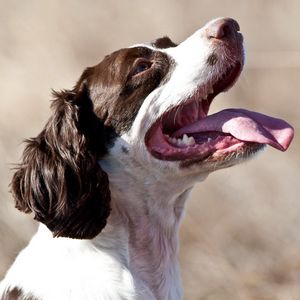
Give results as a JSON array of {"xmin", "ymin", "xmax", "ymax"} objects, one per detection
[{"xmin": 205, "ymin": 18, "xmax": 240, "ymax": 40}]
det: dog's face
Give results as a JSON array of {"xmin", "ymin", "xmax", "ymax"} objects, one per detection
[
  {"xmin": 109, "ymin": 18, "xmax": 246, "ymax": 177},
  {"xmin": 11, "ymin": 18, "xmax": 293, "ymax": 239}
]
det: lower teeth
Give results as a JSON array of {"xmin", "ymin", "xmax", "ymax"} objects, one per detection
[{"xmin": 166, "ymin": 134, "xmax": 196, "ymax": 147}]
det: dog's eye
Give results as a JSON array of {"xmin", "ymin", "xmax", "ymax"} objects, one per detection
[{"xmin": 132, "ymin": 60, "xmax": 152, "ymax": 76}]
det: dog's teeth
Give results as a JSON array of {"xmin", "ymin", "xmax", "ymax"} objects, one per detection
[
  {"xmin": 167, "ymin": 136, "xmax": 175, "ymax": 144},
  {"xmin": 207, "ymin": 137, "xmax": 212, "ymax": 142},
  {"xmin": 168, "ymin": 134, "xmax": 195, "ymax": 147},
  {"xmin": 182, "ymin": 134, "xmax": 189, "ymax": 143},
  {"xmin": 182, "ymin": 134, "xmax": 196, "ymax": 146},
  {"xmin": 176, "ymin": 138, "xmax": 183, "ymax": 146},
  {"xmin": 187, "ymin": 136, "xmax": 196, "ymax": 145},
  {"xmin": 209, "ymin": 88, "xmax": 214, "ymax": 94},
  {"xmin": 178, "ymin": 136, "xmax": 186, "ymax": 145},
  {"xmin": 203, "ymin": 95, "xmax": 207, "ymax": 100},
  {"xmin": 175, "ymin": 138, "xmax": 182, "ymax": 146}
]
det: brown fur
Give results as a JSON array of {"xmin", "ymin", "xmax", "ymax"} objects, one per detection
[
  {"xmin": 11, "ymin": 84, "xmax": 111, "ymax": 239},
  {"xmin": 1, "ymin": 287, "xmax": 38, "ymax": 300},
  {"xmin": 152, "ymin": 36, "xmax": 178, "ymax": 49},
  {"xmin": 10, "ymin": 44, "xmax": 172, "ymax": 239}
]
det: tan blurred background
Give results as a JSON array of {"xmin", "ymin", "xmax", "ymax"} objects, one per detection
[{"xmin": 0, "ymin": 1, "xmax": 299, "ymax": 299}]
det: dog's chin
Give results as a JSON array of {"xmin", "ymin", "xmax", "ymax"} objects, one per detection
[
  {"xmin": 178, "ymin": 142, "xmax": 265, "ymax": 171},
  {"xmin": 144, "ymin": 140, "xmax": 265, "ymax": 177}
]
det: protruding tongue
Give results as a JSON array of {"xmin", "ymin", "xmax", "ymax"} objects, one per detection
[{"xmin": 174, "ymin": 108, "xmax": 294, "ymax": 151}]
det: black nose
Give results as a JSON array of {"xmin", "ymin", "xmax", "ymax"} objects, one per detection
[{"xmin": 205, "ymin": 18, "xmax": 240, "ymax": 40}]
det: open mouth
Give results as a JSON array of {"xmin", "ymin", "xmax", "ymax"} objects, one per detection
[{"xmin": 145, "ymin": 61, "xmax": 294, "ymax": 162}]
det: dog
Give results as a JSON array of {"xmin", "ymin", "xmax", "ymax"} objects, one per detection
[{"xmin": 0, "ymin": 17, "xmax": 294, "ymax": 300}]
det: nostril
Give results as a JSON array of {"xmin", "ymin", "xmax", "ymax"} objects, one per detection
[{"xmin": 207, "ymin": 18, "xmax": 240, "ymax": 40}]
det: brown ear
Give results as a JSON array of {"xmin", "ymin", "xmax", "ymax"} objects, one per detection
[{"xmin": 11, "ymin": 84, "xmax": 111, "ymax": 239}]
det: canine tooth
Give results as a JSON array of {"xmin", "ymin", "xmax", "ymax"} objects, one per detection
[
  {"xmin": 207, "ymin": 137, "xmax": 212, "ymax": 142},
  {"xmin": 203, "ymin": 95, "xmax": 208, "ymax": 100},
  {"xmin": 182, "ymin": 134, "xmax": 189, "ymax": 144}
]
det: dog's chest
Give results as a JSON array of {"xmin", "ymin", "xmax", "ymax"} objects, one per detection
[{"xmin": 1, "ymin": 227, "xmax": 157, "ymax": 300}]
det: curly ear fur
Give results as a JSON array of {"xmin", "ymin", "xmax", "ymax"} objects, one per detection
[{"xmin": 11, "ymin": 84, "xmax": 111, "ymax": 239}]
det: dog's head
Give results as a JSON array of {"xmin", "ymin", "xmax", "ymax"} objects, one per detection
[{"xmin": 11, "ymin": 18, "xmax": 294, "ymax": 239}]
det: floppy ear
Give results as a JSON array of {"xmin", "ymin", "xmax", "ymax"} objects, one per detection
[{"xmin": 11, "ymin": 82, "xmax": 111, "ymax": 239}]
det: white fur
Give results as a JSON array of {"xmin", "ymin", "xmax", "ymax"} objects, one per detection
[{"xmin": 1, "ymin": 18, "xmax": 244, "ymax": 300}]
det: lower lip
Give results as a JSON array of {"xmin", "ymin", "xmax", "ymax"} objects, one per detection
[{"xmin": 146, "ymin": 122, "xmax": 252, "ymax": 161}]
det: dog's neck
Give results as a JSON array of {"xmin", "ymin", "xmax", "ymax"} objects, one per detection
[
  {"xmin": 99, "ymin": 155, "xmax": 204, "ymax": 299},
  {"xmin": 107, "ymin": 194, "xmax": 185, "ymax": 299}
]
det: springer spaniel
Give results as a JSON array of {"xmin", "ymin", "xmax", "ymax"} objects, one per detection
[{"xmin": 0, "ymin": 18, "xmax": 294, "ymax": 300}]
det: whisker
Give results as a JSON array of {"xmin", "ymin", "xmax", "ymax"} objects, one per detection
[{"xmin": 173, "ymin": 103, "xmax": 184, "ymax": 127}]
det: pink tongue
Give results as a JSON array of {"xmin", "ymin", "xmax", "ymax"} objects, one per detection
[{"xmin": 174, "ymin": 108, "xmax": 294, "ymax": 151}]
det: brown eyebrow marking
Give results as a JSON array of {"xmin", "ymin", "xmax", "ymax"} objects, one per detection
[{"xmin": 152, "ymin": 36, "xmax": 177, "ymax": 49}]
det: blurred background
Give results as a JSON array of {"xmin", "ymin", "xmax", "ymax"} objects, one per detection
[{"xmin": 0, "ymin": 1, "xmax": 299, "ymax": 299}]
